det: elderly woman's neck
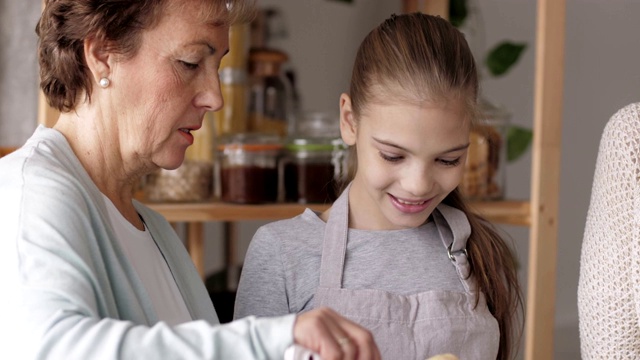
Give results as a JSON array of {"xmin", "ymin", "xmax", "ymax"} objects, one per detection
[{"xmin": 54, "ymin": 110, "xmax": 145, "ymax": 230}]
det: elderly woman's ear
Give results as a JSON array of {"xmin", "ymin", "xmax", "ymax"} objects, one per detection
[{"xmin": 83, "ymin": 36, "xmax": 112, "ymax": 89}]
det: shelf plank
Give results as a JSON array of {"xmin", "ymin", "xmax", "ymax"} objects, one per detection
[
  {"xmin": 146, "ymin": 200, "xmax": 530, "ymax": 226},
  {"xmin": 147, "ymin": 202, "xmax": 331, "ymax": 222}
]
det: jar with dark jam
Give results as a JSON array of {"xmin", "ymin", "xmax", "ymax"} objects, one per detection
[
  {"xmin": 216, "ymin": 133, "xmax": 282, "ymax": 204},
  {"xmin": 281, "ymin": 137, "xmax": 347, "ymax": 204}
]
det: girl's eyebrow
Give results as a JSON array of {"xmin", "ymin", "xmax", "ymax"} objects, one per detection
[
  {"xmin": 442, "ymin": 143, "xmax": 470, "ymax": 153},
  {"xmin": 372, "ymin": 137, "xmax": 470, "ymax": 154},
  {"xmin": 372, "ymin": 137, "xmax": 408, "ymax": 151}
]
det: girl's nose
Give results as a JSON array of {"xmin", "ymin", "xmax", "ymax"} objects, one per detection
[{"xmin": 403, "ymin": 165, "xmax": 434, "ymax": 197}]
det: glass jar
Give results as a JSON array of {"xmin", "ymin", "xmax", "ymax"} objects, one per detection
[
  {"xmin": 293, "ymin": 111, "xmax": 340, "ymax": 138},
  {"xmin": 216, "ymin": 133, "xmax": 282, "ymax": 204},
  {"xmin": 281, "ymin": 136, "xmax": 348, "ymax": 204},
  {"xmin": 144, "ymin": 113, "xmax": 215, "ymax": 202},
  {"xmin": 247, "ymin": 48, "xmax": 291, "ymax": 137},
  {"xmin": 461, "ymin": 98, "xmax": 509, "ymax": 200}
]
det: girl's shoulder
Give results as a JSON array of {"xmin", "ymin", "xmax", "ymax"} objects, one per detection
[{"xmin": 253, "ymin": 208, "xmax": 326, "ymax": 246}]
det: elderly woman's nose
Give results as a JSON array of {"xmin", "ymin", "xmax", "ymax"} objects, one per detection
[{"xmin": 197, "ymin": 76, "xmax": 224, "ymax": 112}]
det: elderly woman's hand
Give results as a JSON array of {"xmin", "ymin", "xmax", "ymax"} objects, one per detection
[{"xmin": 293, "ymin": 307, "xmax": 380, "ymax": 360}]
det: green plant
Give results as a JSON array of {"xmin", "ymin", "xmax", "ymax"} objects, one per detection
[{"xmin": 451, "ymin": 0, "xmax": 532, "ymax": 163}]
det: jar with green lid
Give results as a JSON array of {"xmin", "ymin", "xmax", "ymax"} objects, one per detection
[
  {"xmin": 216, "ymin": 133, "xmax": 282, "ymax": 204},
  {"xmin": 281, "ymin": 136, "xmax": 348, "ymax": 204}
]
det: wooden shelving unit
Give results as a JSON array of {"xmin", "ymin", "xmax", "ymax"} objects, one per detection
[
  {"xmin": 38, "ymin": 0, "xmax": 564, "ymax": 359},
  {"xmin": 147, "ymin": 199, "xmax": 531, "ymax": 225}
]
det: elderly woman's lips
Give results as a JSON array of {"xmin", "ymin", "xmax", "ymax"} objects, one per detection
[{"xmin": 178, "ymin": 128, "xmax": 194, "ymax": 145}]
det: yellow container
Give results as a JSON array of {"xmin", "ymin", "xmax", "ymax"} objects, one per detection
[{"xmin": 214, "ymin": 23, "xmax": 250, "ymax": 136}]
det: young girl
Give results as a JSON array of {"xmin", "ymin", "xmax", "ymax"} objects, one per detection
[{"xmin": 234, "ymin": 12, "xmax": 522, "ymax": 360}]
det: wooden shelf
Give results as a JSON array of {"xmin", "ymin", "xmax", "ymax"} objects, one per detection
[
  {"xmin": 146, "ymin": 199, "xmax": 531, "ymax": 226},
  {"xmin": 147, "ymin": 202, "xmax": 330, "ymax": 223}
]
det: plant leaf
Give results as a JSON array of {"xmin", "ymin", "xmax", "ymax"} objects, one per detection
[
  {"xmin": 485, "ymin": 42, "xmax": 527, "ymax": 77},
  {"xmin": 507, "ymin": 125, "xmax": 533, "ymax": 162},
  {"xmin": 449, "ymin": 0, "xmax": 468, "ymax": 28}
]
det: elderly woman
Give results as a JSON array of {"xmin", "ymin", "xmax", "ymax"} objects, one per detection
[{"xmin": 0, "ymin": 0, "xmax": 379, "ymax": 359}]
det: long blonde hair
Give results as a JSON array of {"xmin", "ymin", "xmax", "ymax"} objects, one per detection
[{"xmin": 344, "ymin": 13, "xmax": 523, "ymax": 360}]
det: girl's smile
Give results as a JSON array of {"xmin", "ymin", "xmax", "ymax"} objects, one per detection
[{"xmin": 388, "ymin": 194, "xmax": 434, "ymax": 214}]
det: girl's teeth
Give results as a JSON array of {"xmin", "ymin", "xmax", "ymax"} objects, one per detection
[
  {"xmin": 180, "ymin": 129, "xmax": 190, "ymax": 134},
  {"xmin": 398, "ymin": 199, "xmax": 425, "ymax": 205}
]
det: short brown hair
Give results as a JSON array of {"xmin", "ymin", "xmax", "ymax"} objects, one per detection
[{"xmin": 36, "ymin": 0, "xmax": 255, "ymax": 112}]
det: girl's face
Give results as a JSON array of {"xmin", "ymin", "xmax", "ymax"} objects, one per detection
[
  {"xmin": 340, "ymin": 94, "xmax": 470, "ymax": 230},
  {"xmin": 108, "ymin": 0, "xmax": 228, "ymax": 171}
]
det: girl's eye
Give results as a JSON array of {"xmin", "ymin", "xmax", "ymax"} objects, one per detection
[
  {"xmin": 180, "ymin": 60, "xmax": 199, "ymax": 70},
  {"xmin": 439, "ymin": 158, "xmax": 461, "ymax": 166},
  {"xmin": 379, "ymin": 152, "xmax": 403, "ymax": 163}
]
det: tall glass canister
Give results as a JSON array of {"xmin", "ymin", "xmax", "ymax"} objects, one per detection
[{"xmin": 214, "ymin": 23, "xmax": 250, "ymax": 136}]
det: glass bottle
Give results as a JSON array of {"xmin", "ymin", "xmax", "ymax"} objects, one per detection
[{"xmin": 247, "ymin": 48, "xmax": 291, "ymax": 137}]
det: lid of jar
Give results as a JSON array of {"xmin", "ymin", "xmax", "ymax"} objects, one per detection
[
  {"xmin": 249, "ymin": 48, "xmax": 288, "ymax": 77},
  {"xmin": 249, "ymin": 48, "xmax": 288, "ymax": 64},
  {"xmin": 479, "ymin": 96, "xmax": 511, "ymax": 123},
  {"xmin": 285, "ymin": 137, "xmax": 346, "ymax": 152},
  {"xmin": 217, "ymin": 133, "xmax": 283, "ymax": 152}
]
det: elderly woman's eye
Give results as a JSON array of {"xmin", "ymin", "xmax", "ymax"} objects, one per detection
[{"xmin": 180, "ymin": 60, "xmax": 199, "ymax": 70}]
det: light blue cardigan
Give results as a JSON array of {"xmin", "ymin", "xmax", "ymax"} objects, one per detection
[{"xmin": 0, "ymin": 126, "xmax": 294, "ymax": 359}]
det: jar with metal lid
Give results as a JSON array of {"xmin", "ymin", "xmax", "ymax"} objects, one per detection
[
  {"xmin": 216, "ymin": 133, "xmax": 282, "ymax": 204},
  {"xmin": 144, "ymin": 112, "xmax": 215, "ymax": 202},
  {"xmin": 281, "ymin": 136, "xmax": 348, "ymax": 204}
]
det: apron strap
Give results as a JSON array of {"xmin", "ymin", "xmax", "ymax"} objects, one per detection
[
  {"xmin": 432, "ymin": 204, "xmax": 475, "ymax": 292},
  {"xmin": 318, "ymin": 182, "xmax": 352, "ymax": 288}
]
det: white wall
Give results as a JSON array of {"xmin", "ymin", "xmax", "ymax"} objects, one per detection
[
  {"xmin": 0, "ymin": 0, "xmax": 40, "ymax": 146},
  {"xmin": 4, "ymin": 1, "xmax": 640, "ymax": 359}
]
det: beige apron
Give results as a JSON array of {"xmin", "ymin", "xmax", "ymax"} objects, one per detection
[{"xmin": 313, "ymin": 186, "xmax": 499, "ymax": 359}]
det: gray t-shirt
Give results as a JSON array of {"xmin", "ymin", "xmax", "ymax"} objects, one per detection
[{"xmin": 234, "ymin": 208, "xmax": 465, "ymax": 319}]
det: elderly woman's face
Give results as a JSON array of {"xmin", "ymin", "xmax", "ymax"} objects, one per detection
[{"xmin": 109, "ymin": 0, "xmax": 229, "ymax": 170}]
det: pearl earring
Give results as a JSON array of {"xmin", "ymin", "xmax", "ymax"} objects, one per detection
[{"xmin": 99, "ymin": 77, "xmax": 110, "ymax": 88}]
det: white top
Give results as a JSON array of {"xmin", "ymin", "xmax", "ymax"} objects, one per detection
[
  {"xmin": 578, "ymin": 102, "xmax": 640, "ymax": 358},
  {"xmin": 0, "ymin": 126, "xmax": 296, "ymax": 359},
  {"xmin": 103, "ymin": 194, "xmax": 191, "ymax": 326}
]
